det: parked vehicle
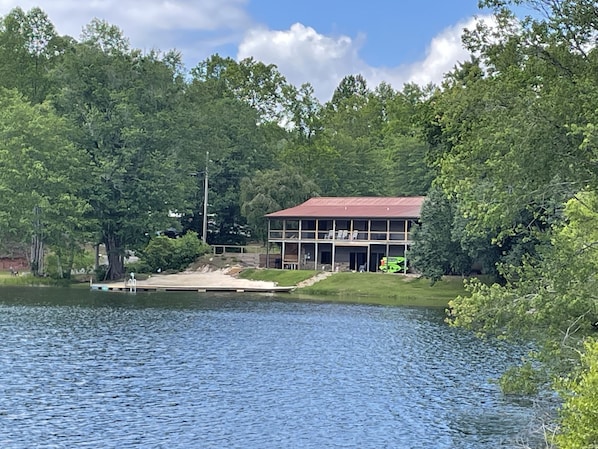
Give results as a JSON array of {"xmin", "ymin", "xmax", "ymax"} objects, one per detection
[{"xmin": 379, "ymin": 256, "xmax": 405, "ymax": 273}]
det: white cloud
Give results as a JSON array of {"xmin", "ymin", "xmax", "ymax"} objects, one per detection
[
  {"xmin": 238, "ymin": 23, "xmax": 368, "ymax": 102},
  {"xmin": 238, "ymin": 16, "xmax": 494, "ymax": 102},
  {"xmin": 0, "ymin": 0, "xmax": 251, "ymax": 59},
  {"xmin": 376, "ymin": 16, "xmax": 496, "ymax": 89},
  {"xmin": 3, "ymin": 0, "xmax": 250, "ymax": 31},
  {"xmin": 0, "ymin": 1, "xmax": 494, "ymax": 101}
]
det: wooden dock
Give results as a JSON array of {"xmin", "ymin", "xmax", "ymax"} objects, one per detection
[{"xmin": 90, "ymin": 283, "xmax": 295, "ymax": 293}]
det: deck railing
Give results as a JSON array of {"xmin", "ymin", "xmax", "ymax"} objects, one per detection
[{"xmin": 268, "ymin": 230, "xmax": 412, "ymax": 242}]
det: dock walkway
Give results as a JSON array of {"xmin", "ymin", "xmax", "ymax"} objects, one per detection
[{"xmin": 90, "ymin": 268, "xmax": 294, "ymax": 293}]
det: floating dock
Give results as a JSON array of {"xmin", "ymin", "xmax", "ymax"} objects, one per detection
[{"xmin": 90, "ymin": 283, "xmax": 295, "ymax": 293}]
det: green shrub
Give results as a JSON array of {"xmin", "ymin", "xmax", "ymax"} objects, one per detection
[
  {"xmin": 94, "ymin": 264, "xmax": 109, "ymax": 282},
  {"xmin": 143, "ymin": 236, "xmax": 174, "ymax": 272},
  {"xmin": 0, "ymin": 273, "xmax": 61, "ymax": 286},
  {"xmin": 141, "ymin": 232, "xmax": 209, "ymax": 272},
  {"xmin": 171, "ymin": 232, "xmax": 206, "ymax": 270},
  {"xmin": 557, "ymin": 339, "xmax": 598, "ymax": 449},
  {"xmin": 45, "ymin": 253, "xmax": 61, "ymax": 278},
  {"xmin": 44, "ymin": 248, "xmax": 96, "ymax": 279},
  {"xmin": 125, "ymin": 260, "xmax": 151, "ymax": 274},
  {"xmin": 73, "ymin": 250, "xmax": 95, "ymax": 272}
]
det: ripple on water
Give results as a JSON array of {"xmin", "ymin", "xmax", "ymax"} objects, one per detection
[{"xmin": 0, "ymin": 288, "xmax": 535, "ymax": 448}]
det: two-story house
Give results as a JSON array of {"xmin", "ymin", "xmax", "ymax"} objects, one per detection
[{"xmin": 265, "ymin": 196, "xmax": 424, "ymax": 272}]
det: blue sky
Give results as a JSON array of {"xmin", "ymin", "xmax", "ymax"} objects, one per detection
[
  {"xmin": 0, "ymin": 0, "xmax": 494, "ymax": 101},
  {"xmin": 246, "ymin": 0, "xmax": 488, "ymax": 66}
]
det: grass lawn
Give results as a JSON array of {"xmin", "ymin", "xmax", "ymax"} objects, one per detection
[
  {"xmin": 0, "ymin": 272, "xmax": 59, "ymax": 286},
  {"xmin": 240, "ymin": 269, "xmax": 469, "ymax": 307},
  {"xmin": 238, "ymin": 268, "xmax": 318, "ymax": 286},
  {"xmin": 300, "ymin": 272, "xmax": 467, "ymax": 307}
]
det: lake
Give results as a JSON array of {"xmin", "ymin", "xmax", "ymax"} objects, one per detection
[{"xmin": 0, "ymin": 287, "xmax": 536, "ymax": 448}]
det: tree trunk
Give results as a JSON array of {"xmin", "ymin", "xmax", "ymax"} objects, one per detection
[
  {"xmin": 30, "ymin": 205, "xmax": 44, "ymax": 276},
  {"xmin": 59, "ymin": 240, "xmax": 76, "ymax": 280},
  {"xmin": 30, "ymin": 233, "xmax": 44, "ymax": 276},
  {"xmin": 104, "ymin": 233, "xmax": 124, "ymax": 280}
]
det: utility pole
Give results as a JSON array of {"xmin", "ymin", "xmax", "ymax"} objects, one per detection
[{"xmin": 202, "ymin": 151, "xmax": 209, "ymax": 244}]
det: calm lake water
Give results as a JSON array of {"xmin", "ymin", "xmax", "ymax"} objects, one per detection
[{"xmin": 0, "ymin": 287, "xmax": 535, "ymax": 448}]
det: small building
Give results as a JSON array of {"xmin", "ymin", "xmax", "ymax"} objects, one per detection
[{"xmin": 265, "ymin": 196, "xmax": 425, "ymax": 272}]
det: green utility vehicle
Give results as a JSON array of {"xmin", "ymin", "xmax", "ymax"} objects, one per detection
[{"xmin": 379, "ymin": 256, "xmax": 405, "ymax": 273}]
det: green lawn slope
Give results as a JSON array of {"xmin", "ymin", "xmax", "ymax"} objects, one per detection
[{"xmin": 239, "ymin": 269, "xmax": 468, "ymax": 307}]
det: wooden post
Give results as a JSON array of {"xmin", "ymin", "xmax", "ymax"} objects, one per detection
[
  {"xmin": 266, "ymin": 220, "xmax": 270, "ymax": 268},
  {"xmin": 202, "ymin": 151, "xmax": 209, "ymax": 244}
]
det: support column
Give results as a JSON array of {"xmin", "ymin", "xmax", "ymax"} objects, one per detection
[
  {"xmin": 266, "ymin": 220, "xmax": 270, "ymax": 268},
  {"xmin": 331, "ymin": 220, "xmax": 336, "ymax": 272},
  {"xmin": 281, "ymin": 219, "xmax": 286, "ymax": 269}
]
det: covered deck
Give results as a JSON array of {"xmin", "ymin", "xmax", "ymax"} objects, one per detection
[{"xmin": 265, "ymin": 197, "xmax": 424, "ymax": 272}]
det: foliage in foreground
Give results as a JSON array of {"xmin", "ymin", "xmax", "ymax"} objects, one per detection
[
  {"xmin": 448, "ymin": 192, "xmax": 598, "ymax": 373},
  {"xmin": 426, "ymin": 0, "xmax": 598, "ymax": 444},
  {"xmin": 557, "ymin": 339, "xmax": 598, "ymax": 449}
]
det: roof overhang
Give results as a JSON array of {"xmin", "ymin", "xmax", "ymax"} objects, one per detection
[{"xmin": 266, "ymin": 196, "xmax": 425, "ymax": 219}]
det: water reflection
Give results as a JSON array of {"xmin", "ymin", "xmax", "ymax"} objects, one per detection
[{"xmin": 0, "ymin": 287, "xmax": 534, "ymax": 448}]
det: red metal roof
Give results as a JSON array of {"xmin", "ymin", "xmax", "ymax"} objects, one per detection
[{"xmin": 266, "ymin": 197, "xmax": 425, "ymax": 219}]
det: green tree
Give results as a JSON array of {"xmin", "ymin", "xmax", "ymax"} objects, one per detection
[
  {"xmin": 177, "ymin": 72, "xmax": 278, "ymax": 244},
  {"xmin": 328, "ymin": 74, "xmax": 369, "ymax": 109},
  {"xmin": 51, "ymin": 20, "xmax": 189, "ymax": 279},
  {"xmin": 0, "ymin": 7, "xmax": 68, "ymax": 104},
  {"xmin": 310, "ymin": 75, "xmax": 386, "ymax": 196},
  {"xmin": 191, "ymin": 54, "xmax": 294, "ymax": 124},
  {"xmin": 382, "ymin": 83, "xmax": 436, "ymax": 196},
  {"xmin": 0, "ymin": 88, "xmax": 89, "ymax": 276},
  {"xmin": 441, "ymin": 0, "xmax": 598, "ymax": 323},
  {"xmin": 410, "ymin": 187, "xmax": 473, "ymax": 282},
  {"xmin": 286, "ymin": 82, "xmax": 323, "ymax": 141},
  {"xmin": 448, "ymin": 192, "xmax": 598, "ymax": 406},
  {"xmin": 181, "ymin": 53, "xmax": 301, "ymax": 243},
  {"xmin": 384, "ymin": 134, "xmax": 432, "ymax": 196},
  {"xmin": 240, "ymin": 167, "xmax": 320, "ymax": 243}
]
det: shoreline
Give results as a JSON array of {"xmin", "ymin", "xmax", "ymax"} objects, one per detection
[{"xmin": 92, "ymin": 267, "xmax": 290, "ymax": 293}]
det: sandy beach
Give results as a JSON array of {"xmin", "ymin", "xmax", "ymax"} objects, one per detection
[
  {"xmin": 92, "ymin": 266, "xmax": 334, "ymax": 293},
  {"xmin": 101, "ymin": 267, "xmax": 280, "ymax": 290},
  {"xmin": 150, "ymin": 269, "xmax": 277, "ymax": 288}
]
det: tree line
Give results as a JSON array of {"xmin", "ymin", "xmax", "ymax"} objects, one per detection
[
  {"xmin": 1, "ymin": 2, "xmax": 597, "ymax": 444},
  {"xmin": 0, "ymin": 7, "xmax": 433, "ymax": 280}
]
